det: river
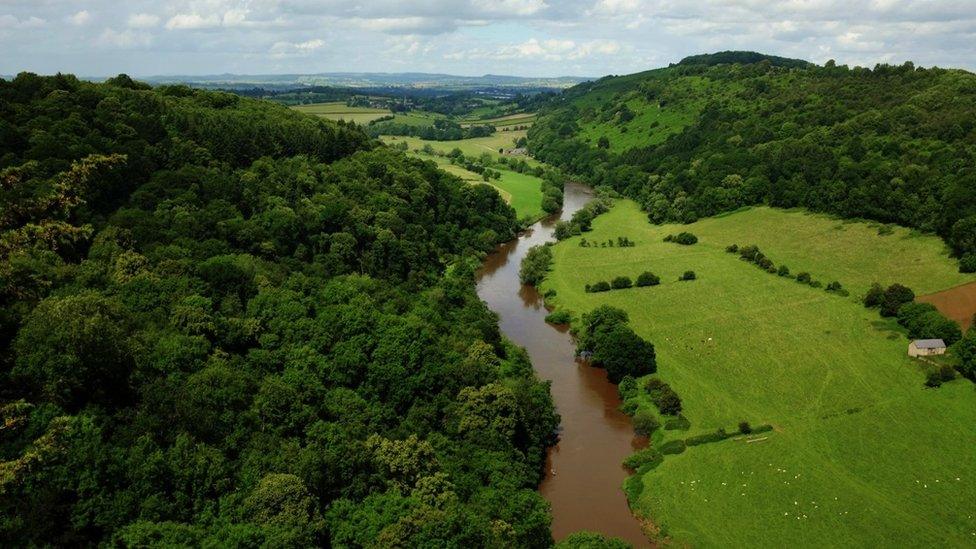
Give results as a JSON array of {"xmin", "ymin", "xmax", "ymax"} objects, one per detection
[{"xmin": 475, "ymin": 182, "xmax": 649, "ymax": 546}]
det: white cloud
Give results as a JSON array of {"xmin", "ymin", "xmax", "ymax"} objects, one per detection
[
  {"xmin": 127, "ymin": 13, "xmax": 160, "ymax": 29},
  {"xmin": 97, "ymin": 28, "xmax": 152, "ymax": 48},
  {"xmin": 355, "ymin": 16, "xmax": 451, "ymax": 35},
  {"xmin": 270, "ymin": 38, "xmax": 325, "ymax": 56},
  {"xmin": 165, "ymin": 13, "xmax": 221, "ymax": 30},
  {"xmin": 449, "ymin": 38, "xmax": 621, "ymax": 61},
  {"xmin": 69, "ymin": 10, "xmax": 91, "ymax": 26}
]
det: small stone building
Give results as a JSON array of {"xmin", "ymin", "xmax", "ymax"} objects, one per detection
[{"xmin": 908, "ymin": 339, "xmax": 947, "ymax": 357}]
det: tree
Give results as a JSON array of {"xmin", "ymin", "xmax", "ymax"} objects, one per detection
[
  {"xmin": 633, "ymin": 410, "xmax": 660, "ymax": 436},
  {"xmin": 13, "ymin": 292, "xmax": 132, "ymax": 408},
  {"xmin": 955, "ymin": 331, "xmax": 976, "ymax": 380},
  {"xmin": 679, "ymin": 270, "xmax": 697, "ymax": 281},
  {"xmin": 864, "ymin": 283, "xmax": 884, "ymax": 308},
  {"xmin": 591, "ymin": 324, "xmax": 657, "ymax": 382},
  {"xmin": 880, "ymin": 283, "xmax": 915, "ymax": 317},
  {"xmin": 597, "ymin": 136, "xmax": 610, "ymax": 149}
]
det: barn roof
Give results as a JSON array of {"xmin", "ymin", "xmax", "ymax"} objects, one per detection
[{"xmin": 913, "ymin": 339, "xmax": 946, "ymax": 349}]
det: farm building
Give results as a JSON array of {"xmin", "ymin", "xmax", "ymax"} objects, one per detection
[{"xmin": 908, "ymin": 339, "xmax": 947, "ymax": 357}]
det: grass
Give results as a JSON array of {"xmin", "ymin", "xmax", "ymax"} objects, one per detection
[
  {"xmin": 292, "ymin": 102, "xmax": 391, "ymax": 124},
  {"xmin": 541, "ymin": 201, "xmax": 976, "ymax": 547},
  {"xmin": 403, "ymin": 150, "xmax": 544, "ymax": 222},
  {"xmin": 380, "ymin": 131, "xmax": 533, "ymax": 163}
]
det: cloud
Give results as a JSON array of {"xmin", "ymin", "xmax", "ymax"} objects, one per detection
[
  {"xmin": 68, "ymin": 10, "xmax": 91, "ymax": 26},
  {"xmin": 127, "ymin": 13, "xmax": 160, "ymax": 29},
  {"xmin": 0, "ymin": 14, "xmax": 46, "ymax": 29},
  {"xmin": 449, "ymin": 38, "xmax": 621, "ymax": 61},
  {"xmin": 165, "ymin": 13, "xmax": 221, "ymax": 30},
  {"xmin": 97, "ymin": 28, "xmax": 152, "ymax": 48},
  {"xmin": 270, "ymin": 38, "xmax": 325, "ymax": 56},
  {"xmin": 355, "ymin": 16, "xmax": 453, "ymax": 35}
]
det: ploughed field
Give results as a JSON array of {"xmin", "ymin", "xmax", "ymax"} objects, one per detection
[{"xmin": 541, "ymin": 202, "xmax": 976, "ymax": 547}]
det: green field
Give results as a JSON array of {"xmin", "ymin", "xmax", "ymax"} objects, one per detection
[
  {"xmin": 405, "ymin": 151, "xmax": 544, "ymax": 221},
  {"xmin": 461, "ymin": 112, "xmax": 536, "ymax": 128},
  {"xmin": 381, "ymin": 131, "xmax": 529, "ymax": 159},
  {"xmin": 541, "ymin": 201, "xmax": 976, "ymax": 547},
  {"xmin": 291, "ymin": 101, "xmax": 391, "ymax": 123}
]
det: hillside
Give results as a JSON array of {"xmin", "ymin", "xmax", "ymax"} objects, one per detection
[
  {"xmin": 0, "ymin": 74, "xmax": 558, "ymax": 546},
  {"xmin": 528, "ymin": 52, "xmax": 976, "ymax": 269}
]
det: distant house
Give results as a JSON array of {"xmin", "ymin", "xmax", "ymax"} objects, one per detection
[{"xmin": 908, "ymin": 339, "xmax": 947, "ymax": 357}]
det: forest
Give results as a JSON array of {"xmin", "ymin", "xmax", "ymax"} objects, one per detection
[
  {"xmin": 527, "ymin": 53, "xmax": 976, "ymax": 268},
  {"xmin": 0, "ymin": 73, "xmax": 559, "ymax": 546}
]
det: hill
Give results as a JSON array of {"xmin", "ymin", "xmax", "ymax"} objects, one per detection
[
  {"xmin": 0, "ymin": 74, "xmax": 557, "ymax": 546},
  {"xmin": 527, "ymin": 53, "xmax": 976, "ymax": 269}
]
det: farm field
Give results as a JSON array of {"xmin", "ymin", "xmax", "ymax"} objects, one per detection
[
  {"xmin": 381, "ymin": 131, "xmax": 536, "ymax": 164},
  {"xmin": 291, "ymin": 101, "xmax": 391, "ymax": 123},
  {"xmin": 407, "ymin": 151, "xmax": 544, "ymax": 221},
  {"xmin": 540, "ymin": 201, "xmax": 976, "ymax": 547},
  {"xmin": 461, "ymin": 112, "xmax": 536, "ymax": 128}
]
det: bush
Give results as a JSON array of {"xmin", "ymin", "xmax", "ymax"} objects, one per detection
[
  {"xmin": 738, "ymin": 421, "xmax": 752, "ymax": 434},
  {"xmin": 590, "ymin": 323, "xmax": 657, "ymax": 382},
  {"xmin": 725, "ymin": 244, "xmax": 739, "ymax": 253},
  {"xmin": 663, "ymin": 234, "xmax": 674, "ymax": 242},
  {"xmin": 957, "ymin": 331, "xmax": 976, "ymax": 380},
  {"xmin": 673, "ymin": 232, "xmax": 698, "ymax": 245},
  {"xmin": 960, "ymin": 254, "xmax": 976, "ymax": 273},
  {"xmin": 623, "ymin": 447, "xmax": 662, "ymax": 471},
  {"xmin": 777, "ymin": 265, "xmax": 790, "ymax": 277},
  {"xmin": 645, "ymin": 377, "xmax": 683, "ymax": 415},
  {"xmin": 635, "ymin": 271, "xmax": 660, "ymax": 287},
  {"xmin": 545, "ymin": 310, "xmax": 572, "ymax": 324},
  {"xmin": 587, "ymin": 281, "xmax": 611, "ymax": 293},
  {"xmin": 880, "ymin": 283, "xmax": 915, "ymax": 317},
  {"xmin": 611, "ymin": 276, "xmax": 633, "ymax": 289},
  {"xmin": 795, "ymin": 272, "xmax": 811, "ymax": 283},
  {"xmin": 863, "ymin": 282, "xmax": 884, "ymax": 308},
  {"xmin": 658, "ymin": 439, "xmax": 687, "ymax": 455},
  {"xmin": 679, "ymin": 271, "xmax": 697, "ymax": 281},
  {"xmin": 617, "ymin": 376, "xmax": 638, "ymax": 400},
  {"xmin": 738, "ymin": 245, "xmax": 760, "ymax": 262},
  {"xmin": 633, "ymin": 410, "xmax": 660, "ymax": 436},
  {"xmin": 685, "ymin": 429, "xmax": 731, "ymax": 447}
]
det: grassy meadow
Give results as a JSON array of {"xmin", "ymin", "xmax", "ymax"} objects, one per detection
[
  {"xmin": 541, "ymin": 201, "xmax": 976, "ymax": 547},
  {"xmin": 291, "ymin": 101, "xmax": 391, "ymax": 123},
  {"xmin": 406, "ymin": 151, "xmax": 544, "ymax": 222},
  {"xmin": 381, "ymin": 131, "xmax": 531, "ymax": 161}
]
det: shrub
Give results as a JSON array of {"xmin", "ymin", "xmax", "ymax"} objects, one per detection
[
  {"xmin": 590, "ymin": 324, "xmax": 657, "ymax": 382},
  {"xmin": 663, "ymin": 234, "xmax": 674, "ymax": 242},
  {"xmin": 545, "ymin": 310, "xmax": 572, "ymax": 324},
  {"xmin": 685, "ymin": 429, "xmax": 731, "ymax": 447},
  {"xmin": 611, "ymin": 276, "xmax": 633, "ymax": 289},
  {"xmin": 956, "ymin": 331, "xmax": 976, "ymax": 380},
  {"xmin": 635, "ymin": 271, "xmax": 660, "ymax": 287},
  {"xmin": 825, "ymin": 281, "xmax": 844, "ymax": 293},
  {"xmin": 623, "ymin": 447, "xmax": 662, "ymax": 471},
  {"xmin": 777, "ymin": 265, "xmax": 790, "ymax": 277},
  {"xmin": 795, "ymin": 272, "xmax": 811, "ymax": 283},
  {"xmin": 658, "ymin": 439, "xmax": 687, "ymax": 455},
  {"xmin": 588, "ymin": 281, "xmax": 611, "ymax": 293},
  {"xmin": 673, "ymin": 232, "xmax": 698, "ymax": 245},
  {"xmin": 880, "ymin": 283, "xmax": 915, "ymax": 317},
  {"xmin": 679, "ymin": 270, "xmax": 697, "ymax": 281},
  {"xmin": 738, "ymin": 245, "xmax": 760, "ymax": 262},
  {"xmin": 617, "ymin": 375, "xmax": 638, "ymax": 400},
  {"xmin": 864, "ymin": 283, "xmax": 884, "ymax": 308},
  {"xmin": 725, "ymin": 244, "xmax": 739, "ymax": 253},
  {"xmin": 738, "ymin": 421, "xmax": 752, "ymax": 434},
  {"xmin": 633, "ymin": 410, "xmax": 660, "ymax": 437}
]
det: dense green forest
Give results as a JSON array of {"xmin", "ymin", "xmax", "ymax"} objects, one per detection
[
  {"xmin": 0, "ymin": 74, "xmax": 559, "ymax": 546},
  {"xmin": 528, "ymin": 53, "xmax": 976, "ymax": 268}
]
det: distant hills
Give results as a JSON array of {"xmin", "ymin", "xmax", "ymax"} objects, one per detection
[{"xmin": 133, "ymin": 72, "xmax": 592, "ymax": 91}]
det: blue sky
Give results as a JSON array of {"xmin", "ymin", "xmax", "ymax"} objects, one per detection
[{"xmin": 2, "ymin": 1, "xmax": 974, "ymax": 77}]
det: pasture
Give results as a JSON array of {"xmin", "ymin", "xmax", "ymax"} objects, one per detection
[
  {"xmin": 541, "ymin": 201, "xmax": 976, "ymax": 547},
  {"xmin": 380, "ymin": 131, "xmax": 534, "ymax": 163},
  {"xmin": 291, "ymin": 101, "xmax": 391, "ymax": 124},
  {"xmin": 406, "ymin": 151, "xmax": 544, "ymax": 222}
]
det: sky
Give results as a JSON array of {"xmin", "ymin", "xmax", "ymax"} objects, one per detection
[{"xmin": 1, "ymin": 1, "xmax": 975, "ymax": 78}]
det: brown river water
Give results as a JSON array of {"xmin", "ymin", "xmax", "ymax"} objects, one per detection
[
  {"xmin": 476, "ymin": 182, "xmax": 650, "ymax": 546},
  {"xmin": 918, "ymin": 281, "xmax": 976, "ymax": 332}
]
